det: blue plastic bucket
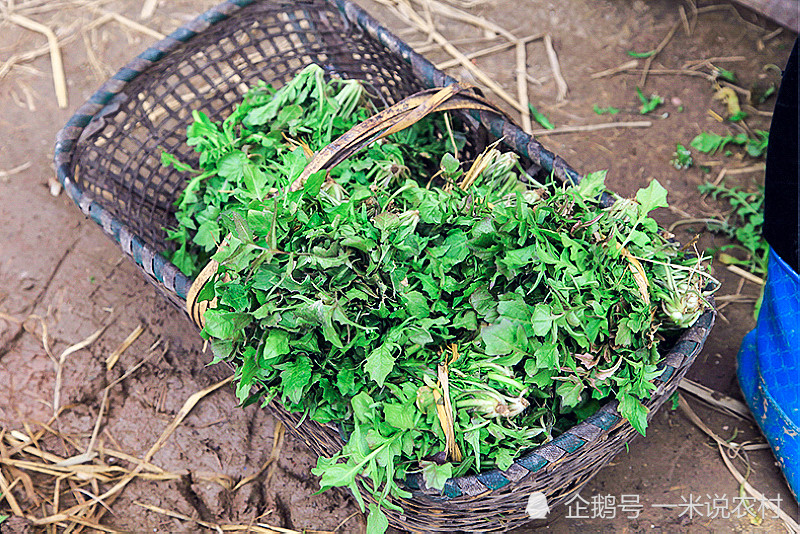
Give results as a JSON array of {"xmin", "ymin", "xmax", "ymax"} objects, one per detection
[{"xmin": 737, "ymin": 249, "xmax": 800, "ymax": 501}]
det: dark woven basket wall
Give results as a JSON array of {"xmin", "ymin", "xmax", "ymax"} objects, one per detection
[{"xmin": 54, "ymin": 0, "xmax": 715, "ymax": 532}]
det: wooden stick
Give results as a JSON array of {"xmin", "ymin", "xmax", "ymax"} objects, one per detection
[
  {"xmin": 591, "ymin": 60, "xmax": 639, "ymax": 79},
  {"xmin": 516, "ymin": 40, "xmax": 532, "ymax": 133},
  {"xmin": 385, "ymin": 1, "xmax": 526, "ymax": 113},
  {"xmin": 8, "ymin": 14, "xmax": 67, "ymax": 108},
  {"xmin": 529, "ymin": 120, "xmax": 652, "ymax": 136},
  {"xmin": 682, "ymin": 56, "xmax": 747, "ymax": 69},
  {"xmin": 410, "ymin": 0, "xmax": 516, "ymax": 41},
  {"xmin": 140, "ymin": 0, "xmax": 158, "ymax": 19},
  {"xmin": 543, "ymin": 34, "xmax": 568, "ymax": 101},
  {"xmin": 435, "ymin": 33, "xmax": 542, "ymax": 70},
  {"xmin": 726, "ymin": 264, "xmax": 764, "ymax": 286},
  {"xmin": 639, "ymin": 19, "xmax": 681, "ymax": 87},
  {"xmin": 677, "ymin": 378, "xmax": 753, "ymax": 421}
]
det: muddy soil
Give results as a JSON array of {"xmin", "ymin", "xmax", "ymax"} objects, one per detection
[{"xmin": 0, "ymin": 1, "xmax": 797, "ymax": 533}]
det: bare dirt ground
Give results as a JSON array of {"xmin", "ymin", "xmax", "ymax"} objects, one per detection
[{"xmin": 0, "ymin": 0, "xmax": 797, "ymax": 533}]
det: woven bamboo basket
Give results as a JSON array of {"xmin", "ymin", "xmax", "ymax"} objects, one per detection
[{"xmin": 54, "ymin": 0, "xmax": 716, "ymax": 531}]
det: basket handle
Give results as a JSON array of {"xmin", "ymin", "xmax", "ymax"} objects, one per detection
[
  {"xmin": 187, "ymin": 83, "xmax": 509, "ymax": 328},
  {"xmin": 289, "ymin": 83, "xmax": 509, "ymax": 191}
]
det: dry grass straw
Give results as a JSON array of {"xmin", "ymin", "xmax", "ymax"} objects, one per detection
[
  {"xmin": 0, "ymin": 161, "xmax": 32, "ymax": 182},
  {"xmin": 368, "ymin": 0, "xmax": 571, "ymax": 133},
  {"xmin": 140, "ymin": 0, "xmax": 158, "ymax": 20},
  {"xmin": 134, "ymin": 501, "xmax": 308, "ymax": 534},
  {"xmin": 677, "ymin": 378, "xmax": 753, "ymax": 421},
  {"xmin": 88, "ymin": 10, "xmax": 165, "ymax": 41},
  {"xmin": 0, "ymin": 0, "xmax": 163, "ymax": 108},
  {"xmin": 678, "ymin": 395, "xmax": 799, "ymax": 532},
  {"xmin": 595, "ymin": 3, "xmax": 765, "ymax": 96},
  {"xmin": 638, "ymin": 18, "xmax": 681, "ymax": 87},
  {"xmin": 51, "ymin": 323, "xmax": 109, "ymax": 418},
  {"xmin": 726, "ymin": 264, "xmax": 765, "ymax": 286},
  {"xmin": 7, "ymin": 375, "xmax": 235, "ymax": 527},
  {"xmin": 6, "ymin": 13, "xmax": 67, "ymax": 108},
  {"xmin": 529, "ymin": 120, "xmax": 652, "ymax": 136},
  {"xmin": 0, "ymin": 315, "xmax": 254, "ymax": 531},
  {"xmin": 543, "ymin": 34, "xmax": 567, "ymax": 102},
  {"xmin": 232, "ymin": 421, "xmax": 285, "ymax": 491},
  {"xmin": 105, "ymin": 324, "xmax": 144, "ymax": 370},
  {"xmin": 434, "ymin": 33, "xmax": 541, "ymax": 70}
]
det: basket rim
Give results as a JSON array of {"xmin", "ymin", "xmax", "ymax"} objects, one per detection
[{"xmin": 52, "ymin": 0, "xmax": 717, "ymax": 509}]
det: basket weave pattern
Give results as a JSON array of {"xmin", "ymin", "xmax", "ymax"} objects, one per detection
[{"xmin": 54, "ymin": 1, "xmax": 715, "ymax": 531}]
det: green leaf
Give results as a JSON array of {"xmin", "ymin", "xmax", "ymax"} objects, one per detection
[
  {"xmin": 469, "ymin": 286, "xmax": 496, "ymax": 319},
  {"xmin": 202, "ymin": 310, "xmax": 252, "ymax": 340},
  {"xmin": 366, "ymin": 503, "xmax": 389, "ymax": 534},
  {"xmin": 276, "ymin": 103, "xmax": 303, "ymax": 126},
  {"xmin": 401, "ymin": 291, "xmax": 430, "ymax": 319},
  {"xmin": 636, "ymin": 87, "xmax": 663, "ymax": 114},
  {"xmin": 161, "ymin": 151, "xmax": 197, "ymax": 173},
  {"xmin": 303, "ymin": 169, "xmax": 326, "ymax": 197},
  {"xmin": 217, "ymin": 151, "xmax": 249, "ymax": 181},
  {"xmin": 336, "ymin": 366, "xmax": 356, "ymax": 395},
  {"xmin": 635, "ymin": 179, "xmax": 668, "ymax": 214},
  {"xmin": 421, "ymin": 460, "xmax": 452, "ymax": 491},
  {"xmin": 690, "ymin": 132, "xmax": 731, "ymax": 154},
  {"xmin": 577, "ymin": 169, "xmax": 607, "ymax": 199},
  {"xmin": 593, "ymin": 105, "xmax": 620, "ymax": 115},
  {"xmin": 493, "ymin": 448, "xmax": 516, "ymax": 471},
  {"xmin": 531, "ymin": 303, "xmax": 553, "ymax": 337},
  {"xmin": 480, "ymin": 320, "xmax": 517, "ymax": 355},
  {"xmin": 534, "ymin": 342, "xmax": 559, "ymax": 369},
  {"xmin": 405, "ymin": 325, "xmax": 434, "ymax": 346},
  {"xmin": 242, "ymin": 164, "xmax": 268, "ymax": 199},
  {"xmin": 618, "ymin": 391, "xmax": 649, "ymax": 436},
  {"xmin": 351, "ymin": 391, "xmax": 377, "ymax": 424},
  {"xmin": 364, "ymin": 343, "xmax": 397, "ymax": 387},
  {"xmin": 627, "ymin": 49, "xmax": 656, "ymax": 58},
  {"xmin": 313, "ymin": 456, "xmax": 361, "ymax": 490},
  {"xmin": 557, "ymin": 380, "xmax": 584, "ymax": 409},
  {"xmin": 501, "ymin": 244, "xmax": 539, "ymax": 271},
  {"xmin": 220, "ymin": 283, "xmax": 249, "ymax": 312},
  {"xmin": 528, "ymin": 104, "xmax": 555, "ymax": 130},
  {"xmin": 384, "ymin": 403, "xmax": 416, "ymax": 430},
  {"xmin": 263, "ymin": 329, "xmax": 291, "ymax": 361},
  {"xmin": 440, "ymin": 152, "xmax": 461, "ymax": 175},
  {"xmin": 279, "ymin": 355, "xmax": 313, "ymax": 405}
]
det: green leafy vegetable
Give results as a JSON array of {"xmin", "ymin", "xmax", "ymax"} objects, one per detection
[
  {"xmin": 670, "ymin": 144, "xmax": 693, "ymax": 170},
  {"xmin": 712, "ymin": 66, "xmax": 737, "ymax": 83},
  {"xmin": 163, "ymin": 64, "xmax": 717, "ymax": 531},
  {"xmin": 698, "ymin": 180, "xmax": 767, "ymax": 316},
  {"xmin": 636, "ymin": 87, "xmax": 663, "ymax": 114},
  {"xmin": 593, "ymin": 105, "xmax": 620, "ymax": 115},
  {"xmin": 690, "ymin": 130, "xmax": 769, "ymax": 158},
  {"xmin": 528, "ymin": 104, "xmax": 555, "ymax": 130},
  {"xmin": 627, "ymin": 49, "xmax": 656, "ymax": 58}
]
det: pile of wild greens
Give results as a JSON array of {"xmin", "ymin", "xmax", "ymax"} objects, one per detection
[{"xmin": 163, "ymin": 64, "xmax": 716, "ymax": 532}]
